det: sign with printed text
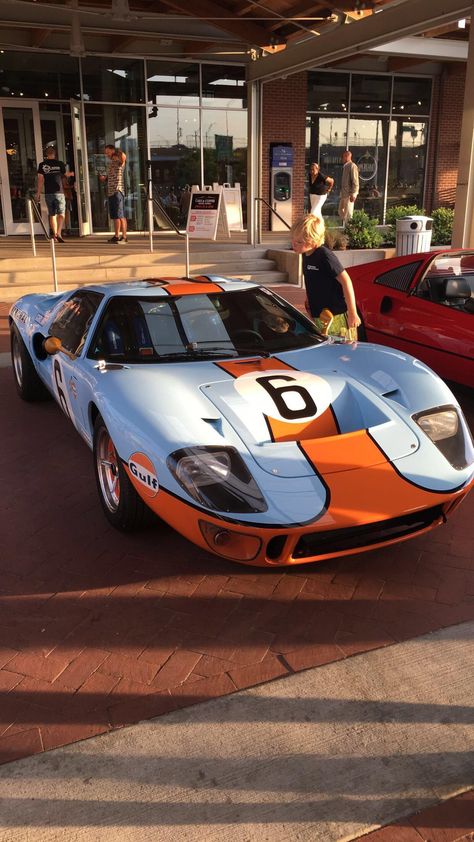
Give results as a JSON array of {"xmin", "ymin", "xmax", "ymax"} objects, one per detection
[{"xmin": 186, "ymin": 190, "xmax": 230, "ymax": 240}]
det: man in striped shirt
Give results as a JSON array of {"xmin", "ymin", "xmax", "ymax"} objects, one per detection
[{"xmin": 101, "ymin": 145, "xmax": 128, "ymax": 243}]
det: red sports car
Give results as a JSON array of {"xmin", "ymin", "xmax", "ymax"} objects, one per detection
[{"xmin": 350, "ymin": 249, "xmax": 474, "ymax": 389}]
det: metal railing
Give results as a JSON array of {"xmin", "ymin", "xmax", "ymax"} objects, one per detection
[
  {"xmin": 147, "ymin": 191, "xmax": 190, "ymax": 277},
  {"xmin": 27, "ymin": 198, "xmax": 59, "ymax": 293},
  {"xmin": 254, "ymin": 197, "xmax": 291, "ymax": 245}
]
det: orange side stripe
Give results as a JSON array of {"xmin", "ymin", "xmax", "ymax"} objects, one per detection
[
  {"xmin": 215, "ymin": 357, "xmax": 293, "ymax": 378},
  {"xmin": 301, "ymin": 429, "xmax": 385, "ymax": 474},
  {"xmin": 165, "ymin": 282, "xmax": 222, "ymax": 295},
  {"xmin": 318, "ymin": 460, "xmax": 449, "ymax": 529},
  {"xmin": 268, "ymin": 407, "xmax": 339, "ymax": 442}
]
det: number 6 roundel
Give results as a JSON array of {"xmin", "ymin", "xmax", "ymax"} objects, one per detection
[{"xmin": 234, "ymin": 369, "xmax": 332, "ymax": 424}]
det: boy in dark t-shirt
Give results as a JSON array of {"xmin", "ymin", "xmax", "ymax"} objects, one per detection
[
  {"xmin": 36, "ymin": 146, "xmax": 73, "ymax": 243},
  {"xmin": 291, "ymin": 214, "xmax": 361, "ymax": 339}
]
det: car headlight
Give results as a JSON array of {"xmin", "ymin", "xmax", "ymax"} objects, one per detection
[
  {"xmin": 167, "ymin": 446, "xmax": 267, "ymax": 513},
  {"xmin": 414, "ymin": 406, "xmax": 471, "ymax": 470}
]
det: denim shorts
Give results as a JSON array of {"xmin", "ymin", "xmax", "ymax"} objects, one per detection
[
  {"xmin": 108, "ymin": 191, "xmax": 125, "ymax": 219},
  {"xmin": 45, "ymin": 193, "xmax": 66, "ymax": 216}
]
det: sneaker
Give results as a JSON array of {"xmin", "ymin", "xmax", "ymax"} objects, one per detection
[
  {"xmin": 108, "ymin": 235, "xmax": 121, "ymax": 243},
  {"xmin": 56, "ymin": 235, "xmax": 66, "ymax": 244},
  {"xmin": 119, "ymin": 236, "xmax": 128, "ymax": 243}
]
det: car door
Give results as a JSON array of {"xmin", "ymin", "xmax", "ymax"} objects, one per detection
[
  {"xmin": 43, "ymin": 290, "xmax": 104, "ymax": 437},
  {"xmin": 361, "ymin": 253, "xmax": 474, "ymax": 385}
]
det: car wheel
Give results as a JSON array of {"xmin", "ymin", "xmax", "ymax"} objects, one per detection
[
  {"xmin": 10, "ymin": 324, "xmax": 51, "ymax": 402},
  {"xmin": 93, "ymin": 415, "xmax": 148, "ymax": 531}
]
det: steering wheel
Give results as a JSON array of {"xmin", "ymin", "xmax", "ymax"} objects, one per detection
[{"xmin": 233, "ymin": 329, "xmax": 264, "ymax": 345}]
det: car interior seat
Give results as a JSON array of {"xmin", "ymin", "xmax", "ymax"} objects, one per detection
[{"xmin": 102, "ymin": 319, "xmax": 124, "ymax": 356}]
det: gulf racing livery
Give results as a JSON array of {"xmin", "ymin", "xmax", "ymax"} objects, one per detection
[{"xmin": 9, "ymin": 276, "xmax": 474, "ymax": 567}]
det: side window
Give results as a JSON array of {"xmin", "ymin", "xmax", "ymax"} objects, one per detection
[
  {"xmin": 49, "ymin": 291, "xmax": 103, "ymax": 355},
  {"xmin": 374, "ymin": 260, "xmax": 422, "ymax": 292},
  {"xmin": 416, "ymin": 253, "xmax": 474, "ymax": 310}
]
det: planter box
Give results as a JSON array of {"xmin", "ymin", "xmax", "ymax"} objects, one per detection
[{"xmin": 269, "ymin": 247, "xmax": 397, "ymax": 284}]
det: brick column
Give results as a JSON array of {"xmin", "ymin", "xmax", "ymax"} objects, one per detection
[
  {"xmin": 425, "ymin": 64, "xmax": 465, "ymax": 213},
  {"xmin": 452, "ymin": 2, "xmax": 474, "ymax": 247},
  {"xmin": 261, "ymin": 73, "xmax": 307, "ymax": 230}
]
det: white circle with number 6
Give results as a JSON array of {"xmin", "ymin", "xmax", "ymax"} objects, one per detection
[{"xmin": 234, "ymin": 369, "xmax": 332, "ymax": 423}]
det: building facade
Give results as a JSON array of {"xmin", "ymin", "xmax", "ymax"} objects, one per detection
[{"xmin": 0, "ymin": 47, "xmax": 466, "ymax": 237}]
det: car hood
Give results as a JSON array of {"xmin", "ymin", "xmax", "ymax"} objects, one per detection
[
  {"xmin": 202, "ymin": 363, "xmax": 419, "ymax": 477},
  {"xmin": 92, "ymin": 341, "xmax": 461, "ymax": 485}
]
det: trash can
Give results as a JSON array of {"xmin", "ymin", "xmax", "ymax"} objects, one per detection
[{"xmin": 396, "ymin": 216, "xmax": 433, "ymax": 256}]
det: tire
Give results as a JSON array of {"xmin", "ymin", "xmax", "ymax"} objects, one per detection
[
  {"xmin": 10, "ymin": 324, "xmax": 51, "ymax": 402},
  {"xmin": 93, "ymin": 414, "xmax": 148, "ymax": 531}
]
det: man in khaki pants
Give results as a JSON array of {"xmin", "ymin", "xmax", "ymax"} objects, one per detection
[{"xmin": 339, "ymin": 149, "xmax": 359, "ymax": 226}]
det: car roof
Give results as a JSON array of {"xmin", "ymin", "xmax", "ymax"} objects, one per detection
[{"xmin": 84, "ymin": 276, "xmax": 259, "ymax": 298}]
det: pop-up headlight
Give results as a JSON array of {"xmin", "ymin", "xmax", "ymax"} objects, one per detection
[
  {"xmin": 167, "ymin": 446, "xmax": 267, "ymax": 513},
  {"xmin": 414, "ymin": 406, "xmax": 472, "ymax": 470}
]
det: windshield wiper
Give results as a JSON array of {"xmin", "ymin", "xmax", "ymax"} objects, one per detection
[{"xmin": 157, "ymin": 349, "xmax": 238, "ymax": 361}]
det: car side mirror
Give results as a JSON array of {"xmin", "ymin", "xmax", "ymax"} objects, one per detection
[{"xmin": 43, "ymin": 336, "xmax": 76, "ymax": 360}]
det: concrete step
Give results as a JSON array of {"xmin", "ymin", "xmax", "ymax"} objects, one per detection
[
  {"xmin": 0, "ymin": 247, "xmax": 271, "ymax": 272},
  {"xmin": 0, "ymin": 269, "xmax": 289, "ymax": 300},
  {"xmin": 0, "ymin": 259, "xmax": 278, "ymax": 285}
]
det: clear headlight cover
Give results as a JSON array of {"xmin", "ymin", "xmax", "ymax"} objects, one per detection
[
  {"xmin": 414, "ymin": 406, "xmax": 471, "ymax": 470},
  {"xmin": 416, "ymin": 409, "xmax": 458, "ymax": 441},
  {"xmin": 167, "ymin": 446, "xmax": 267, "ymax": 513}
]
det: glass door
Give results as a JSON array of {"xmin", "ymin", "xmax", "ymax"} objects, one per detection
[
  {"xmin": 0, "ymin": 100, "xmax": 44, "ymax": 235},
  {"xmin": 71, "ymin": 102, "xmax": 91, "ymax": 235}
]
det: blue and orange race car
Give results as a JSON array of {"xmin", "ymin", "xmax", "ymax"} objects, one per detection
[{"xmin": 9, "ymin": 276, "xmax": 474, "ymax": 567}]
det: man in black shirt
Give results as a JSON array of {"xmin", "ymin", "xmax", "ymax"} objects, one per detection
[{"xmin": 36, "ymin": 146, "xmax": 73, "ymax": 243}]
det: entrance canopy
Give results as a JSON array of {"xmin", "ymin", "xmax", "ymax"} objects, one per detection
[{"xmin": 0, "ymin": 0, "xmax": 469, "ymax": 65}]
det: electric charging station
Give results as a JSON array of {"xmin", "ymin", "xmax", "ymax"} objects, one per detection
[{"xmin": 270, "ymin": 143, "xmax": 293, "ymax": 231}]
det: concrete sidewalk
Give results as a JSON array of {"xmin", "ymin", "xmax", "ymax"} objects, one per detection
[{"xmin": 0, "ymin": 621, "xmax": 473, "ymax": 841}]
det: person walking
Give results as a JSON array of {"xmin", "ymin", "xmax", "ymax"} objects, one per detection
[
  {"xmin": 339, "ymin": 149, "xmax": 359, "ymax": 226},
  {"xmin": 308, "ymin": 162, "xmax": 334, "ymax": 217},
  {"xmin": 291, "ymin": 214, "xmax": 361, "ymax": 339},
  {"xmin": 101, "ymin": 144, "xmax": 127, "ymax": 243},
  {"xmin": 36, "ymin": 146, "xmax": 73, "ymax": 243}
]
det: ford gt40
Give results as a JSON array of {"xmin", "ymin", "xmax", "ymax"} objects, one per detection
[{"xmin": 9, "ymin": 276, "xmax": 474, "ymax": 567}]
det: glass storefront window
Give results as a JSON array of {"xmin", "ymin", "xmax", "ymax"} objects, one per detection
[
  {"xmin": 307, "ymin": 72, "xmax": 349, "ymax": 113},
  {"xmin": 84, "ymin": 103, "xmax": 146, "ymax": 232},
  {"xmin": 202, "ymin": 110, "xmax": 247, "ymax": 224},
  {"xmin": 147, "ymin": 61, "xmax": 199, "ymax": 106},
  {"xmin": 305, "ymin": 115, "xmax": 348, "ymax": 220},
  {"xmin": 350, "ymin": 74, "xmax": 391, "ymax": 113},
  {"xmin": 387, "ymin": 119, "xmax": 427, "ymax": 210},
  {"xmin": 347, "ymin": 117, "xmax": 389, "ymax": 220},
  {"xmin": 148, "ymin": 106, "xmax": 200, "ymax": 227},
  {"xmin": 392, "ymin": 77, "xmax": 431, "ymax": 116},
  {"xmin": 81, "ymin": 57, "xmax": 144, "ymax": 103},
  {"xmin": 0, "ymin": 51, "xmax": 80, "ymax": 100},
  {"xmin": 201, "ymin": 65, "xmax": 246, "ymax": 108}
]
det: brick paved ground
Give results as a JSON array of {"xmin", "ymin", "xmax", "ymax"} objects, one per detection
[
  {"xmin": 359, "ymin": 789, "xmax": 474, "ymax": 841},
  {"xmin": 1, "ymin": 287, "xmax": 473, "ymax": 837}
]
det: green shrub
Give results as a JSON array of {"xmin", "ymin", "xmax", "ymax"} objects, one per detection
[
  {"xmin": 324, "ymin": 227, "xmax": 348, "ymax": 250},
  {"xmin": 384, "ymin": 205, "xmax": 425, "ymax": 245},
  {"xmin": 431, "ymin": 207, "xmax": 454, "ymax": 245},
  {"xmin": 344, "ymin": 210, "xmax": 383, "ymax": 249},
  {"xmin": 385, "ymin": 204, "xmax": 425, "ymax": 226}
]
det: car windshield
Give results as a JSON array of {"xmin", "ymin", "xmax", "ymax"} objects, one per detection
[{"xmin": 88, "ymin": 287, "xmax": 323, "ymax": 363}]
